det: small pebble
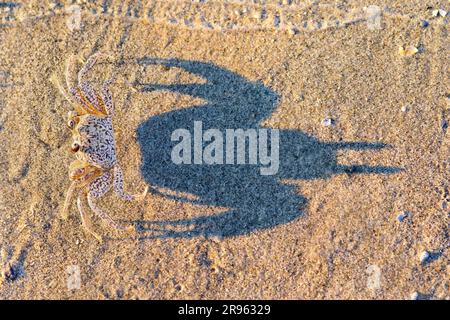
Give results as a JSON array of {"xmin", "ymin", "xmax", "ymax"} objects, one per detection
[
  {"xmin": 322, "ymin": 118, "xmax": 334, "ymax": 126},
  {"xmin": 420, "ymin": 20, "xmax": 429, "ymax": 28},
  {"xmin": 432, "ymin": 9, "xmax": 440, "ymax": 17},
  {"xmin": 410, "ymin": 292, "xmax": 419, "ymax": 300},
  {"xmin": 288, "ymin": 27, "xmax": 299, "ymax": 35},
  {"xmin": 419, "ymin": 250, "xmax": 430, "ymax": 264},
  {"xmin": 401, "ymin": 105, "xmax": 409, "ymax": 112},
  {"xmin": 397, "ymin": 211, "xmax": 409, "ymax": 222},
  {"xmin": 116, "ymin": 288, "xmax": 124, "ymax": 298},
  {"xmin": 399, "ymin": 45, "xmax": 418, "ymax": 56},
  {"xmin": 174, "ymin": 284, "xmax": 183, "ymax": 292},
  {"xmin": 252, "ymin": 10, "xmax": 262, "ymax": 20}
]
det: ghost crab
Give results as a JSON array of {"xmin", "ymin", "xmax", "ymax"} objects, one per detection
[{"xmin": 52, "ymin": 52, "xmax": 147, "ymax": 241}]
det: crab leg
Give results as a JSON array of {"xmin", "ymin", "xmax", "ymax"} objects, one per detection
[
  {"xmin": 69, "ymin": 87, "xmax": 104, "ymax": 116},
  {"xmin": 63, "ymin": 160, "xmax": 102, "ymax": 219},
  {"xmin": 57, "ymin": 55, "xmax": 94, "ymax": 116},
  {"xmin": 77, "ymin": 191, "xmax": 102, "ymax": 242},
  {"xmin": 50, "ymin": 73, "xmax": 81, "ymax": 112},
  {"xmin": 78, "ymin": 52, "xmax": 112, "ymax": 84},
  {"xmin": 51, "ymin": 74, "xmax": 91, "ymax": 116},
  {"xmin": 80, "ymin": 82, "xmax": 102, "ymax": 113},
  {"xmin": 86, "ymin": 171, "xmax": 131, "ymax": 231},
  {"xmin": 113, "ymin": 164, "xmax": 148, "ymax": 201},
  {"xmin": 87, "ymin": 192, "xmax": 130, "ymax": 231},
  {"xmin": 65, "ymin": 54, "xmax": 79, "ymax": 91},
  {"xmin": 63, "ymin": 54, "xmax": 104, "ymax": 116},
  {"xmin": 100, "ymin": 78, "xmax": 137, "ymax": 116},
  {"xmin": 61, "ymin": 180, "xmax": 78, "ymax": 220}
]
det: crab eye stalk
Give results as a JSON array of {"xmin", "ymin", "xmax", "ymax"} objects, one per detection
[
  {"xmin": 67, "ymin": 119, "xmax": 76, "ymax": 129},
  {"xmin": 70, "ymin": 142, "xmax": 80, "ymax": 153}
]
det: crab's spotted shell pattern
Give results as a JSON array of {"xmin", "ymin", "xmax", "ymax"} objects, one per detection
[
  {"xmin": 75, "ymin": 115, "xmax": 116, "ymax": 169},
  {"xmin": 89, "ymin": 171, "xmax": 112, "ymax": 197}
]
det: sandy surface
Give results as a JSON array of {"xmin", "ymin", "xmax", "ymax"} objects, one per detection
[{"xmin": 0, "ymin": 0, "xmax": 449, "ymax": 299}]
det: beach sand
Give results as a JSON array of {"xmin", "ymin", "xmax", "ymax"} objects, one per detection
[{"xmin": 0, "ymin": 0, "xmax": 448, "ymax": 299}]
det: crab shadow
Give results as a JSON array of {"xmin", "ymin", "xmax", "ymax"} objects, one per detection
[{"xmin": 134, "ymin": 57, "xmax": 401, "ymax": 239}]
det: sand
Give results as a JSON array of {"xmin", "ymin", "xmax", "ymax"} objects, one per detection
[{"xmin": 0, "ymin": 0, "xmax": 448, "ymax": 299}]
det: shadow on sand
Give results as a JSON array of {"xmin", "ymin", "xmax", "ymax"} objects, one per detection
[{"xmin": 134, "ymin": 57, "xmax": 400, "ymax": 239}]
